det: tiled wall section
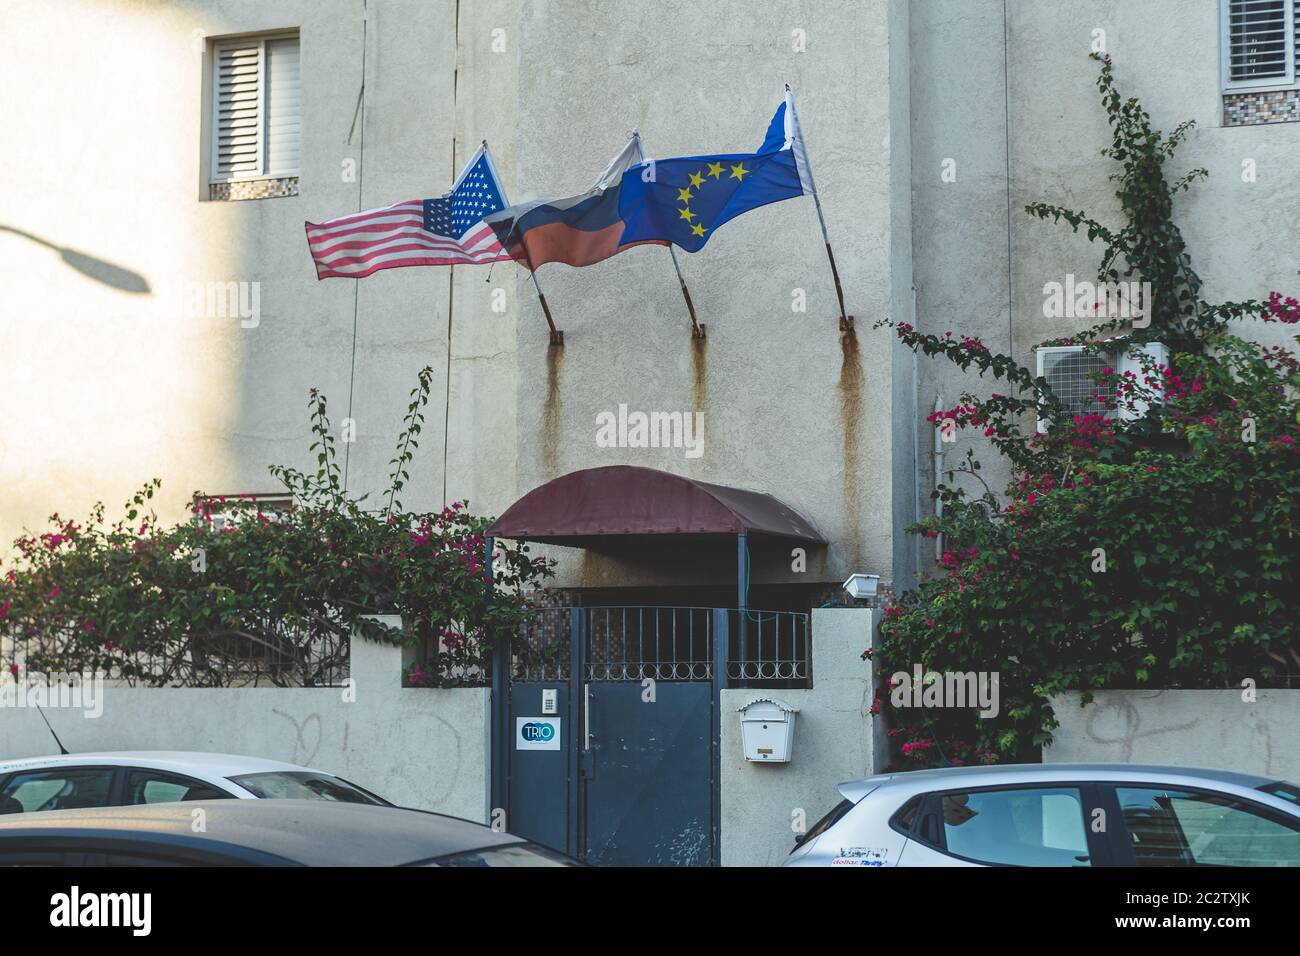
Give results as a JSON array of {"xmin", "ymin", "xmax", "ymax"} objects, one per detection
[
  {"xmin": 208, "ymin": 176, "xmax": 300, "ymax": 201},
  {"xmin": 1223, "ymin": 89, "xmax": 1300, "ymax": 126}
]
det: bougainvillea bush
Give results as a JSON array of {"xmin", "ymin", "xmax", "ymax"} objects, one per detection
[
  {"xmin": 0, "ymin": 367, "xmax": 553, "ymax": 687},
  {"xmin": 872, "ymin": 55, "xmax": 1300, "ymax": 770}
]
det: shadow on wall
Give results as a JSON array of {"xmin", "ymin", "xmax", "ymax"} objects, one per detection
[{"xmin": 0, "ymin": 225, "xmax": 151, "ymax": 295}]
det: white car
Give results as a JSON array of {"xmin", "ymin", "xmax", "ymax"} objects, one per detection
[
  {"xmin": 0, "ymin": 751, "xmax": 390, "ymax": 814},
  {"xmin": 785, "ymin": 763, "xmax": 1300, "ymax": 867}
]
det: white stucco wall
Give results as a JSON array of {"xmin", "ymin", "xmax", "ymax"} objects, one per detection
[
  {"xmin": 0, "ymin": 0, "xmax": 473, "ymax": 548},
  {"xmin": 720, "ymin": 606, "xmax": 882, "ymax": 867},
  {"xmin": 1047, "ymin": 690, "xmax": 1300, "ymax": 783},
  {"xmin": 0, "ymin": 638, "xmax": 490, "ymax": 820}
]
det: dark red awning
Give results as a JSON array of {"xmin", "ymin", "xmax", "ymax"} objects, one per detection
[{"xmin": 486, "ymin": 466, "xmax": 825, "ymax": 547}]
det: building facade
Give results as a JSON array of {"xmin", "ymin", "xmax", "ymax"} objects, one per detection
[
  {"xmin": 5, "ymin": 0, "xmax": 1297, "ymax": 597},
  {"xmin": 3, "ymin": 0, "xmax": 1298, "ymax": 867}
]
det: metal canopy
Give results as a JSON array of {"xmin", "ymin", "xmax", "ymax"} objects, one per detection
[{"xmin": 486, "ymin": 465, "xmax": 826, "ymax": 547}]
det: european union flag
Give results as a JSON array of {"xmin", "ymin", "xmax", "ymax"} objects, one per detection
[{"xmin": 618, "ymin": 91, "xmax": 814, "ymax": 253}]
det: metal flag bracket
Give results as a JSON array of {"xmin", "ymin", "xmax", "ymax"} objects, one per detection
[
  {"xmin": 484, "ymin": 139, "xmax": 563, "ymax": 348},
  {"xmin": 784, "ymin": 85, "xmax": 853, "ymax": 334},
  {"xmin": 631, "ymin": 130, "xmax": 706, "ymax": 340}
]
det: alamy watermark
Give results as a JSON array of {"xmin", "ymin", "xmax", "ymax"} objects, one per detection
[
  {"xmin": 150, "ymin": 279, "xmax": 262, "ymax": 328},
  {"xmin": 0, "ymin": 671, "xmax": 104, "ymax": 718},
  {"xmin": 890, "ymin": 665, "xmax": 1000, "ymax": 718},
  {"xmin": 1043, "ymin": 274, "xmax": 1151, "ymax": 327},
  {"xmin": 595, "ymin": 404, "xmax": 704, "ymax": 459}
]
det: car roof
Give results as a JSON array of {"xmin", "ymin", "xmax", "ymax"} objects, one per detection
[
  {"xmin": 0, "ymin": 800, "xmax": 525, "ymax": 866},
  {"xmin": 839, "ymin": 762, "xmax": 1280, "ymax": 801},
  {"xmin": 0, "ymin": 751, "xmax": 318, "ymax": 779}
]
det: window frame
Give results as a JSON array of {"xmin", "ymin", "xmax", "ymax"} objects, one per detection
[
  {"xmin": 1221, "ymin": 0, "xmax": 1297, "ymax": 93},
  {"xmin": 908, "ymin": 782, "xmax": 1112, "ymax": 867},
  {"xmin": 122, "ymin": 768, "xmax": 236, "ymax": 806},
  {"xmin": 1102, "ymin": 781, "xmax": 1300, "ymax": 867},
  {"xmin": 0, "ymin": 765, "xmax": 124, "ymax": 814},
  {"xmin": 207, "ymin": 29, "xmax": 301, "ymax": 185}
]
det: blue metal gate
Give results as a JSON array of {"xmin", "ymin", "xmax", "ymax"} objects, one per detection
[
  {"xmin": 582, "ymin": 681, "xmax": 712, "ymax": 865},
  {"xmin": 497, "ymin": 606, "xmax": 809, "ymax": 866}
]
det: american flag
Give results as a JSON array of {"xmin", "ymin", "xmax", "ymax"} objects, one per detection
[{"xmin": 305, "ymin": 146, "xmax": 512, "ymax": 279}]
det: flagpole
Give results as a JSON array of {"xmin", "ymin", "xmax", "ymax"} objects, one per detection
[
  {"xmin": 786, "ymin": 85, "xmax": 853, "ymax": 332},
  {"xmin": 484, "ymin": 140, "xmax": 563, "ymax": 347},
  {"xmin": 631, "ymin": 131, "xmax": 705, "ymax": 339}
]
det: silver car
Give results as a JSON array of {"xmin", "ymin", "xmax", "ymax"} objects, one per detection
[{"xmin": 784, "ymin": 763, "xmax": 1300, "ymax": 867}]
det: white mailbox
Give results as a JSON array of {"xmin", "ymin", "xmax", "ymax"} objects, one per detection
[{"xmin": 737, "ymin": 697, "xmax": 799, "ymax": 763}]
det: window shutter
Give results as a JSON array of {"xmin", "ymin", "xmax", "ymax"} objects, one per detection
[
  {"xmin": 1226, "ymin": 0, "xmax": 1291, "ymax": 83},
  {"xmin": 213, "ymin": 41, "xmax": 263, "ymax": 179},
  {"xmin": 265, "ymin": 36, "xmax": 301, "ymax": 176}
]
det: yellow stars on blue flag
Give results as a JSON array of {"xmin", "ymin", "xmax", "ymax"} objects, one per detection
[
  {"xmin": 676, "ymin": 168, "xmax": 713, "ymax": 239},
  {"xmin": 618, "ymin": 100, "xmax": 808, "ymax": 253},
  {"xmin": 673, "ymin": 162, "xmax": 752, "ymax": 238}
]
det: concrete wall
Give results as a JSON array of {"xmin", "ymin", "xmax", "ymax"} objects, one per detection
[
  {"xmin": 720, "ymin": 606, "xmax": 882, "ymax": 867},
  {"xmin": 1047, "ymin": 690, "xmax": 1300, "ymax": 783},
  {"xmin": 0, "ymin": 0, "xmax": 471, "ymax": 551},
  {"xmin": 0, "ymin": 637, "xmax": 490, "ymax": 821},
  {"xmin": 508, "ymin": 0, "xmax": 908, "ymax": 592}
]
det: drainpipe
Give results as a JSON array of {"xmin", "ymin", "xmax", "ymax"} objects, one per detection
[
  {"xmin": 486, "ymin": 536, "xmax": 507, "ymax": 824},
  {"xmin": 932, "ymin": 394, "xmax": 944, "ymax": 562},
  {"xmin": 736, "ymin": 532, "xmax": 748, "ymax": 689}
]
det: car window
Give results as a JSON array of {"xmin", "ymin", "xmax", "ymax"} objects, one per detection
[
  {"xmin": 938, "ymin": 787, "xmax": 1091, "ymax": 866},
  {"xmin": 227, "ymin": 770, "xmax": 386, "ymax": 804},
  {"xmin": 0, "ymin": 768, "xmax": 115, "ymax": 813},
  {"xmin": 797, "ymin": 798, "xmax": 854, "ymax": 848},
  {"xmin": 1259, "ymin": 781, "xmax": 1300, "ymax": 805},
  {"xmin": 1116, "ymin": 787, "xmax": 1300, "ymax": 867},
  {"xmin": 124, "ymin": 769, "xmax": 234, "ymax": 806}
]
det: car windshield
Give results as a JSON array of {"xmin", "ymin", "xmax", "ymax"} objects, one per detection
[
  {"xmin": 227, "ymin": 771, "xmax": 388, "ymax": 805},
  {"xmin": 425, "ymin": 843, "xmax": 575, "ymax": 867}
]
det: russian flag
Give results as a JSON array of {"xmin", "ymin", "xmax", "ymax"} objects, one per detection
[{"xmin": 484, "ymin": 137, "xmax": 665, "ymax": 270}]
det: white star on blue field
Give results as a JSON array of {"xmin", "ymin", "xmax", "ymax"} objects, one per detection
[{"xmin": 423, "ymin": 156, "xmax": 505, "ymax": 239}]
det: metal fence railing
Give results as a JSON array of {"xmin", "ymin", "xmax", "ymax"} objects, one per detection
[
  {"xmin": 1, "ymin": 615, "xmax": 350, "ymax": 688},
  {"xmin": 512, "ymin": 605, "xmax": 811, "ymax": 689}
]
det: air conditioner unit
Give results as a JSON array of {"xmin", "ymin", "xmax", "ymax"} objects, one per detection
[{"xmin": 1035, "ymin": 342, "xmax": 1168, "ymax": 433}]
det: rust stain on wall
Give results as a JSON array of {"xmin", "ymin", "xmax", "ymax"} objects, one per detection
[
  {"xmin": 838, "ymin": 328, "xmax": 863, "ymax": 566},
  {"xmin": 691, "ymin": 333, "xmax": 708, "ymax": 413},
  {"xmin": 543, "ymin": 344, "xmax": 564, "ymax": 477}
]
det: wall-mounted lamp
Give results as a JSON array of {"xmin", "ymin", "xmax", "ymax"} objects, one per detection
[{"xmin": 842, "ymin": 573, "xmax": 880, "ymax": 602}]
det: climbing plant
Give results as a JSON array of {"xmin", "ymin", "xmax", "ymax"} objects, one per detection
[
  {"xmin": 1, "ymin": 368, "xmax": 554, "ymax": 687},
  {"xmin": 871, "ymin": 54, "xmax": 1300, "ymax": 769}
]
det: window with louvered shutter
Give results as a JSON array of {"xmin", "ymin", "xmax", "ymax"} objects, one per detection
[
  {"xmin": 209, "ymin": 32, "xmax": 300, "ymax": 183},
  {"xmin": 1223, "ymin": 0, "xmax": 1296, "ymax": 89}
]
